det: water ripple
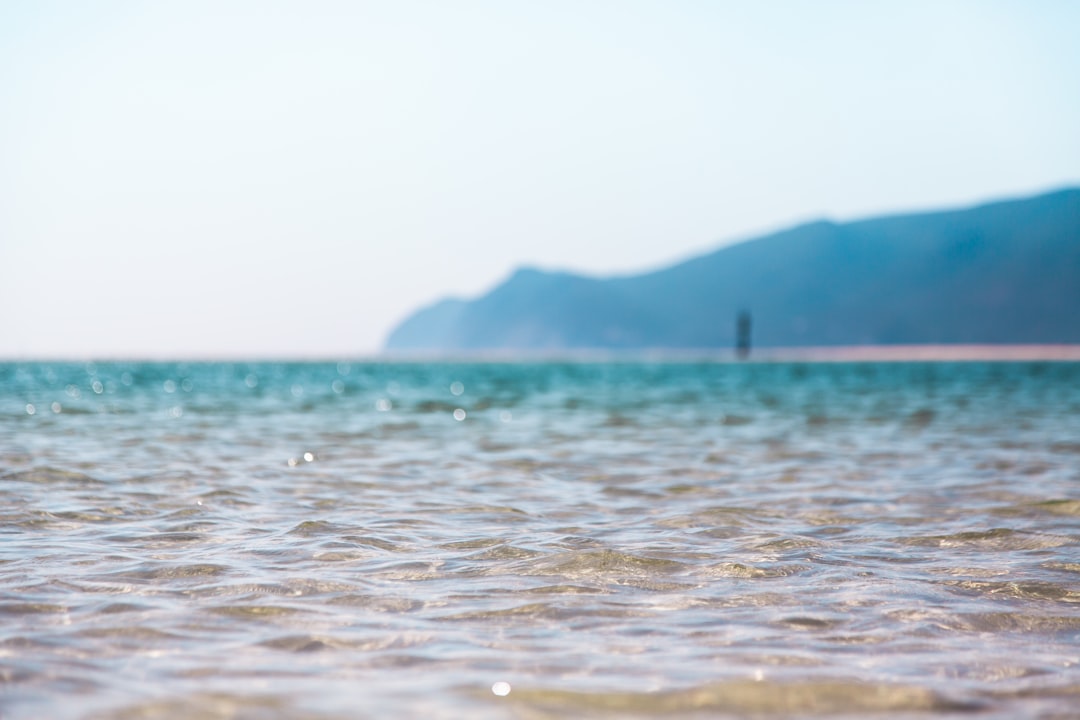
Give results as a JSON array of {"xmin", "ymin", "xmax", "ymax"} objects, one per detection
[{"xmin": 1, "ymin": 360, "xmax": 1079, "ymax": 718}]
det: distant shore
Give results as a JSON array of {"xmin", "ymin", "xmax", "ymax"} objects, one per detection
[
  {"xmin": 378, "ymin": 344, "xmax": 1080, "ymax": 363},
  {"xmin": 757, "ymin": 344, "xmax": 1080, "ymax": 362}
]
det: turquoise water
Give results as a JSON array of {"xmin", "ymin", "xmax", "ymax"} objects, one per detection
[{"xmin": 2, "ymin": 361, "xmax": 1079, "ymax": 719}]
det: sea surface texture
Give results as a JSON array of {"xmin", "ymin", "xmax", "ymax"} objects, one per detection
[{"xmin": 1, "ymin": 361, "xmax": 1079, "ymax": 719}]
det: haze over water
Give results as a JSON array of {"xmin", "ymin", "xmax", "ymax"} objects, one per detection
[{"xmin": 2, "ymin": 360, "xmax": 1079, "ymax": 718}]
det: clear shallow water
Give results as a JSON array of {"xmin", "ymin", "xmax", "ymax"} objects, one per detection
[{"xmin": 1, "ymin": 360, "xmax": 1079, "ymax": 719}]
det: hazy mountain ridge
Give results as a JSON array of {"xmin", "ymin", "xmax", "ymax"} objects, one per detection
[{"xmin": 386, "ymin": 188, "xmax": 1080, "ymax": 351}]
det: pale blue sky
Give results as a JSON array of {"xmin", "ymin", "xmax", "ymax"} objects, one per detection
[{"xmin": 2, "ymin": 1, "xmax": 1078, "ymax": 357}]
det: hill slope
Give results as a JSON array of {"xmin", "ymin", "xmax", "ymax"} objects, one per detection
[{"xmin": 386, "ymin": 188, "xmax": 1080, "ymax": 351}]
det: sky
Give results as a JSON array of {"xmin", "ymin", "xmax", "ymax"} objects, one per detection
[{"xmin": 1, "ymin": 0, "xmax": 1078, "ymax": 358}]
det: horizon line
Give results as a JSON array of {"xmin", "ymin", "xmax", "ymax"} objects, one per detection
[{"xmin": 4, "ymin": 344, "xmax": 1080, "ymax": 364}]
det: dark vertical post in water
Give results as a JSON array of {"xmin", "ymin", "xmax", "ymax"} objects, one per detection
[{"xmin": 736, "ymin": 310, "xmax": 752, "ymax": 360}]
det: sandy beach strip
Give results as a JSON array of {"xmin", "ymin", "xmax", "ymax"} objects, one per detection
[{"xmin": 757, "ymin": 344, "xmax": 1080, "ymax": 362}]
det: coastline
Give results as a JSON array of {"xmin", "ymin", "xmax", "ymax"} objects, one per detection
[
  {"xmin": 377, "ymin": 344, "xmax": 1080, "ymax": 364},
  {"xmin": 753, "ymin": 344, "xmax": 1080, "ymax": 362}
]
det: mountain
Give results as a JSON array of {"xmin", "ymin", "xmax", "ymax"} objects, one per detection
[{"xmin": 385, "ymin": 188, "xmax": 1080, "ymax": 351}]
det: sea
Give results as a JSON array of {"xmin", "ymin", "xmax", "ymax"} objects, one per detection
[{"xmin": 1, "ymin": 360, "xmax": 1078, "ymax": 719}]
